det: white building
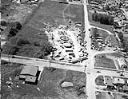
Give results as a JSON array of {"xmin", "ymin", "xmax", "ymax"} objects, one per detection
[{"xmin": 117, "ymin": 58, "xmax": 127, "ymax": 69}]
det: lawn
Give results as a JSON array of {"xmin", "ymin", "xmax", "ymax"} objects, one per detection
[
  {"xmin": 94, "ymin": 54, "xmax": 116, "ymax": 69},
  {"xmin": 1, "ymin": 65, "xmax": 87, "ymax": 99}
]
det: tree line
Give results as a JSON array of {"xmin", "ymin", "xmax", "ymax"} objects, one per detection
[{"xmin": 92, "ymin": 12, "xmax": 114, "ymax": 25}]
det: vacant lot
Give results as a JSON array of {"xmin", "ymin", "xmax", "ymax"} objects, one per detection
[
  {"xmin": 2, "ymin": 0, "xmax": 84, "ymax": 58},
  {"xmin": 1, "ymin": 64, "xmax": 86, "ymax": 99},
  {"xmin": 94, "ymin": 54, "xmax": 116, "ymax": 69},
  {"xmin": 91, "ymin": 28, "xmax": 109, "ymax": 42}
]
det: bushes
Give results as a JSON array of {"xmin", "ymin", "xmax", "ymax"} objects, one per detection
[
  {"xmin": 2, "ymin": 44, "xmax": 19, "ymax": 55},
  {"xmin": 92, "ymin": 13, "xmax": 114, "ymax": 25},
  {"xmin": 1, "ymin": 21, "xmax": 7, "ymax": 26},
  {"xmin": 16, "ymin": 39, "xmax": 30, "ymax": 46},
  {"xmin": 8, "ymin": 28, "xmax": 18, "ymax": 37},
  {"xmin": 7, "ymin": 22, "xmax": 22, "ymax": 38},
  {"xmin": 9, "ymin": 22, "xmax": 22, "ymax": 30}
]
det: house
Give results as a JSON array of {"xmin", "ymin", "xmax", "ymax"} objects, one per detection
[
  {"xmin": 19, "ymin": 66, "xmax": 39, "ymax": 83},
  {"xmin": 117, "ymin": 58, "xmax": 127, "ymax": 69}
]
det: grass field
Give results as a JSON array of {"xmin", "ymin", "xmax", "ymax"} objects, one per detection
[
  {"xmin": 2, "ymin": 0, "xmax": 85, "ymax": 58},
  {"xmin": 94, "ymin": 54, "xmax": 116, "ymax": 69},
  {"xmin": 1, "ymin": 65, "xmax": 86, "ymax": 99}
]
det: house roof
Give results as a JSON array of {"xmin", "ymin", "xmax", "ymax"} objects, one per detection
[
  {"xmin": 113, "ymin": 78, "xmax": 125, "ymax": 84},
  {"xmin": 25, "ymin": 76, "xmax": 37, "ymax": 83},
  {"xmin": 20, "ymin": 66, "xmax": 38, "ymax": 76}
]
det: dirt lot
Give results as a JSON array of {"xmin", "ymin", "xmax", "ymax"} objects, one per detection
[
  {"xmin": 1, "ymin": 64, "xmax": 87, "ymax": 99},
  {"xmin": 94, "ymin": 54, "xmax": 116, "ymax": 69}
]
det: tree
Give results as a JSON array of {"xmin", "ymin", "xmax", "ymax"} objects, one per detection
[
  {"xmin": 8, "ymin": 28, "xmax": 18, "ymax": 37},
  {"xmin": 16, "ymin": 39, "xmax": 30, "ymax": 46},
  {"xmin": 15, "ymin": 22, "xmax": 22, "ymax": 30},
  {"xmin": 92, "ymin": 13, "xmax": 114, "ymax": 25},
  {"xmin": 2, "ymin": 44, "xmax": 19, "ymax": 55},
  {"xmin": 1, "ymin": 20, "xmax": 7, "ymax": 26},
  {"xmin": 9, "ymin": 22, "xmax": 22, "ymax": 30}
]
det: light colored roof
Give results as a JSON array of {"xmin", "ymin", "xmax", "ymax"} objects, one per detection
[
  {"xmin": 25, "ymin": 76, "xmax": 37, "ymax": 83},
  {"xmin": 104, "ymin": 76, "xmax": 113, "ymax": 86},
  {"xmin": 117, "ymin": 58, "xmax": 126, "ymax": 67},
  {"xmin": 113, "ymin": 78, "xmax": 125, "ymax": 84},
  {"xmin": 20, "ymin": 66, "xmax": 38, "ymax": 76}
]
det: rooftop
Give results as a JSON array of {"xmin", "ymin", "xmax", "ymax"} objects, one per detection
[{"xmin": 20, "ymin": 66, "xmax": 39, "ymax": 76}]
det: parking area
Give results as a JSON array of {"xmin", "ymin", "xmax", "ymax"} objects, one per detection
[
  {"xmin": 48, "ymin": 25, "xmax": 88, "ymax": 63},
  {"xmin": 90, "ymin": 28, "xmax": 119, "ymax": 51}
]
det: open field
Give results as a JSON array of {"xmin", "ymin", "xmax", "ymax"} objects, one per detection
[
  {"xmin": 2, "ymin": 0, "xmax": 85, "ymax": 58},
  {"xmin": 1, "ymin": 64, "xmax": 86, "ymax": 99},
  {"xmin": 94, "ymin": 54, "xmax": 116, "ymax": 69}
]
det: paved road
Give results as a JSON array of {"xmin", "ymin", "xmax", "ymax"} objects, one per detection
[
  {"xmin": 1, "ymin": 54, "xmax": 84, "ymax": 72},
  {"xmin": 1, "ymin": 1, "xmax": 128, "ymax": 99},
  {"xmin": 82, "ymin": 0, "xmax": 128, "ymax": 99}
]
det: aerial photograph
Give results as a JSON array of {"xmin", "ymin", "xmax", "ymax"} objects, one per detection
[{"xmin": 0, "ymin": 0, "xmax": 128, "ymax": 99}]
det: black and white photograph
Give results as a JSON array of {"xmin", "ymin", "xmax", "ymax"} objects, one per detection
[{"xmin": 1, "ymin": 0, "xmax": 128, "ymax": 99}]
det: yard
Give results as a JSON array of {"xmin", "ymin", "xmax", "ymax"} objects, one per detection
[{"xmin": 1, "ymin": 64, "xmax": 87, "ymax": 99}]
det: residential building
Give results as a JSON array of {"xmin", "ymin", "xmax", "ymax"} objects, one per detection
[
  {"xmin": 113, "ymin": 77, "xmax": 125, "ymax": 85},
  {"xmin": 19, "ymin": 66, "xmax": 39, "ymax": 83}
]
